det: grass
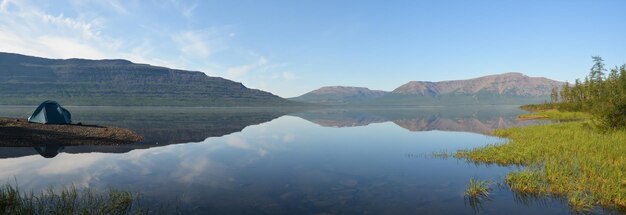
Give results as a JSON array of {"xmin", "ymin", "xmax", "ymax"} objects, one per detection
[
  {"xmin": 455, "ymin": 120, "xmax": 626, "ymax": 211},
  {"xmin": 520, "ymin": 103, "xmax": 558, "ymax": 112},
  {"xmin": 517, "ymin": 109, "xmax": 591, "ymax": 120},
  {"xmin": 465, "ymin": 178, "xmax": 492, "ymax": 198},
  {"xmin": 430, "ymin": 150, "xmax": 451, "ymax": 159},
  {"xmin": 0, "ymin": 184, "xmax": 147, "ymax": 215},
  {"xmin": 464, "ymin": 178, "xmax": 492, "ymax": 212}
]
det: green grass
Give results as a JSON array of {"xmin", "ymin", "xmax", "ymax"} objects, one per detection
[
  {"xmin": 465, "ymin": 178, "xmax": 492, "ymax": 198},
  {"xmin": 0, "ymin": 184, "xmax": 147, "ymax": 214},
  {"xmin": 455, "ymin": 120, "xmax": 626, "ymax": 210},
  {"xmin": 464, "ymin": 178, "xmax": 492, "ymax": 212},
  {"xmin": 517, "ymin": 109, "xmax": 591, "ymax": 120},
  {"xmin": 520, "ymin": 103, "xmax": 558, "ymax": 112}
]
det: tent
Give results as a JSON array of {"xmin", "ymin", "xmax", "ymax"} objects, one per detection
[{"xmin": 28, "ymin": 100, "xmax": 72, "ymax": 124}]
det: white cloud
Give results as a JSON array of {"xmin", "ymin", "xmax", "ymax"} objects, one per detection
[
  {"xmin": 0, "ymin": 0, "xmax": 296, "ymax": 97},
  {"xmin": 0, "ymin": 0, "xmax": 185, "ymax": 68},
  {"xmin": 226, "ymin": 64, "xmax": 255, "ymax": 79},
  {"xmin": 0, "ymin": 0, "xmax": 13, "ymax": 11},
  {"xmin": 282, "ymin": 134, "xmax": 295, "ymax": 143},
  {"xmin": 0, "ymin": 0, "xmax": 111, "ymax": 59},
  {"xmin": 173, "ymin": 31, "xmax": 212, "ymax": 57},
  {"xmin": 224, "ymin": 56, "xmax": 270, "ymax": 79},
  {"xmin": 282, "ymin": 71, "xmax": 297, "ymax": 80},
  {"xmin": 38, "ymin": 36, "xmax": 106, "ymax": 59},
  {"xmin": 40, "ymin": 13, "xmax": 102, "ymax": 40},
  {"xmin": 271, "ymin": 71, "xmax": 297, "ymax": 80},
  {"xmin": 227, "ymin": 136, "xmax": 253, "ymax": 149},
  {"xmin": 167, "ymin": 0, "xmax": 198, "ymax": 20},
  {"xmin": 181, "ymin": 3, "xmax": 197, "ymax": 19},
  {"xmin": 105, "ymin": 0, "xmax": 127, "ymax": 14},
  {"xmin": 258, "ymin": 56, "xmax": 268, "ymax": 65}
]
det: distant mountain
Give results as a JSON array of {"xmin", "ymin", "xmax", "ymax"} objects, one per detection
[
  {"xmin": 0, "ymin": 52, "xmax": 301, "ymax": 106},
  {"xmin": 291, "ymin": 73, "xmax": 563, "ymax": 106},
  {"xmin": 392, "ymin": 72, "xmax": 559, "ymax": 96},
  {"xmin": 289, "ymin": 86, "xmax": 388, "ymax": 105}
]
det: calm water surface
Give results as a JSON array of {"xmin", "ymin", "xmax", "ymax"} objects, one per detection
[{"xmin": 0, "ymin": 106, "xmax": 578, "ymax": 214}]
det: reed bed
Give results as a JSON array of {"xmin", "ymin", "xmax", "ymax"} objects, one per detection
[
  {"xmin": 0, "ymin": 184, "xmax": 147, "ymax": 215},
  {"xmin": 455, "ymin": 120, "xmax": 626, "ymax": 211},
  {"xmin": 464, "ymin": 178, "xmax": 492, "ymax": 212},
  {"xmin": 517, "ymin": 109, "xmax": 591, "ymax": 120}
]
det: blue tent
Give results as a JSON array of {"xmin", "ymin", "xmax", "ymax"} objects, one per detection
[{"xmin": 28, "ymin": 101, "xmax": 72, "ymax": 124}]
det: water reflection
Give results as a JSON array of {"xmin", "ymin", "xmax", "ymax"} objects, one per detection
[
  {"xmin": 0, "ymin": 106, "xmax": 572, "ymax": 214},
  {"xmin": 0, "ymin": 106, "xmax": 542, "ymax": 159},
  {"xmin": 290, "ymin": 106, "xmax": 543, "ymax": 134},
  {"xmin": 33, "ymin": 144, "xmax": 64, "ymax": 158},
  {"xmin": 0, "ymin": 106, "xmax": 296, "ymax": 158}
]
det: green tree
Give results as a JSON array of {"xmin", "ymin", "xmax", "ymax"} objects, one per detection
[
  {"xmin": 550, "ymin": 87, "xmax": 559, "ymax": 103},
  {"xmin": 590, "ymin": 56, "xmax": 606, "ymax": 83}
]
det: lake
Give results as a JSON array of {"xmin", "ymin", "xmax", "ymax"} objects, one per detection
[{"xmin": 0, "ymin": 105, "xmax": 574, "ymax": 214}]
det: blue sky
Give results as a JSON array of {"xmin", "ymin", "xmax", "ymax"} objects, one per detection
[{"xmin": 1, "ymin": 0, "xmax": 625, "ymax": 97}]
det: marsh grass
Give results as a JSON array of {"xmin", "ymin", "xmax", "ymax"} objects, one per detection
[
  {"xmin": 0, "ymin": 184, "xmax": 146, "ymax": 215},
  {"xmin": 465, "ymin": 178, "xmax": 491, "ymax": 198},
  {"xmin": 517, "ymin": 109, "xmax": 591, "ymax": 121},
  {"xmin": 455, "ymin": 120, "xmax": 626, "ymax": 211},
  {"xmin": 430, "ymin": 150, "xmax": 450, "ymax": 159},
  {"xmin": 464, "ymin": 178, "xmax": 492, "ymax": 212}
]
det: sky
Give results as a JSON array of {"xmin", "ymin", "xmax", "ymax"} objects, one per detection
[{"xmin": 1, "ymin": 0, "xmax": 625, "ymax": 97}]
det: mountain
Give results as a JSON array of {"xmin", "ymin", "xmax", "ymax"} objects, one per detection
[
  {"xmin": 291, "ymin": 73, "xmax": 563, "ymax": 106},
  {"xmin": 0, "ymin": 52, "xmax": 300, "ymax": 106},
  {"xmin": 289, "ymin": 86, "xmax": 388, "ymax": 105},
  {"xmin": 392, "ymin": 72, "xmax": 559, "ymax": 96}
]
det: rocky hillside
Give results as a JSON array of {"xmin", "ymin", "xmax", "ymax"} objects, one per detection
[
  {"xmin": 291, "ymin": 73, "xmax": 563, "ymax": 106},
  {"xmin": 289, "ymin": 86, "xmax": 388, "ymax": 105},
  {"xmin": 0, "ymin": 52, "xmax": 300, "ymax": 106},
  {"xmin": 393, "ymin": 72, "xmax": 561, "ymax": 96}
]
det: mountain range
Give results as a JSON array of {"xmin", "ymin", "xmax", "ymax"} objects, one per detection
[
  {"xmin": 0, "ymin": 52, "xmax": 562, "ymax": 106},
  {"xmin": 0, "ymin": 52, "xmax": 299, "ymax": 106},
  {"xmin": 290, "ymin": 72, "xmax": 563, "ymax": 105}
]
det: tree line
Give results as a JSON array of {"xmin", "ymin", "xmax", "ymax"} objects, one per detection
[{"xmin": 546, "ymin": 56, "xmax": 626, "ymax": 130}]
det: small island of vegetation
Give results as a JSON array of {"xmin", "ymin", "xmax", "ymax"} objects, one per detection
[{"xmin": 456, "ymin": 57, "xmax": 626, "ymax": 212}]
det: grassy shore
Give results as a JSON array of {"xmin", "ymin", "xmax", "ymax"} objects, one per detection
[
  {"xmin": 516, "ymin": 109, "xmax": 591, "ymax": 120},
  {"xmin": 455, "ymin": 113, "xmax": 626, "ymax": 211},
  {"xmin": 0, "ymin": 184, "xmax": 146, "ymax": 214}
]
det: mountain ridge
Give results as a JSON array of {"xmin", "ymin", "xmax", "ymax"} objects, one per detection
[
  {"xmin": 289, "ymin": 86, "xmax": 388, "ymax": 105},
  {"xmin": 291, "ymin": 72, "xmax": 563, "ymax": 105},
  {"xmin": 392, "ymin": 72, "xmax": 560, "ymax": 96},
  {"xmin": 0, "ymin": 52, "xmax": 301, "ymax": 106}
]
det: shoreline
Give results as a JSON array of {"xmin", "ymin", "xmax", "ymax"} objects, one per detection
[
  {"xmin": 0, "ymin": 117, "xmax": 143, "ymax": 147},
  {"xmin": 456, "ymin": 109, "xmax": 626, "ymax": 211}
]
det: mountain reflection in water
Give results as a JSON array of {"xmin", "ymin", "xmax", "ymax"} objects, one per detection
[
  {"xmin": 0, "ymin": 105, "xmax": 542, "ymax": 159},
  {"xmin": 0, "ymin": 105, "xmax": 572, "ymax": 214},
  {"xmin": 0, "ymin": 106, "xmax": 294, "ymax": 158},
  {"xmin": 290, "ymin": 106, "xmax": 544, "ymax": 134}
]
